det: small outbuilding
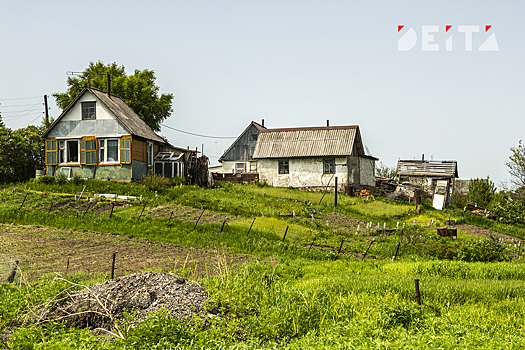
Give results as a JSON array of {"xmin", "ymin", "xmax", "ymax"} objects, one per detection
[{"xmin": 252, "ymin": 125, "xmax": 377, "ymax": 191}]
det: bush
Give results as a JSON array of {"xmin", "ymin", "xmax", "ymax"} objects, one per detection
[
  {"xmin": 169, "ymin": 176, "xmax": 185, "ymax": 187},
  {"xmin": 55, "ymin": 173, "xmax": 68, "ymax": 185},
  {"xmin": 142, "ymin": 174, "xmax": 169, "ymax": 191},
  {"xmin": 490, "ymin": 191, "xmax": 525, "ymax": 225},
  {"xmin": 36, "ymin": 175, "xmax": 55, "ymax": 184},
  {"xmin": 468, "ymin": 177, "xmax": 496, "ymax": 208}
]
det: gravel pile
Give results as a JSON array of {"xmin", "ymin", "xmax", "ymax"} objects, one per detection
[{"xmin": 44, "ymin": 272, "xmax": 209, "ymax": 330}]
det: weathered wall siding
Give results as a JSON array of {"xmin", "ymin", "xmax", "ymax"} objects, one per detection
[
  {"xmin": 48, "ymin": 91, "xmax": 128, "ymax": 138},
  {"xmin": 259, "ymin": 158, "xmax": 347, "ymax": 188},
  {"xmin": 221, "ymin": 124, "xmax": 260, "ymax": 162},
  {"xmin": 347, "ymin": 156, "xmax": 360, "ymax": 185},
  {"xmin": 132, "ymin": 160, "xmax": 147, "ymax": 180},
  {"xmin": 47, "ymin": 119, "xmax": 128, "ymax": 138},
  {"xmin": 132, "ymin": 139, "xmax": 146, "ymax": 162},
  {"xmin": 359, "ymin": 158, "xmax": 376, "ymax": 187}
]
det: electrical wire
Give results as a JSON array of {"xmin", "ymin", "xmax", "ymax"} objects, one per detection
[
  {"xmin": 0, "ymin": 103, "xmax": 43, "ymax": 108},
  {"xmin": 0, "ymin": 96, "xmax": 41, "ymax": 101},
  {"xmin": 161, "ymin": 123, "xmax": 236, "ymax": 139}
]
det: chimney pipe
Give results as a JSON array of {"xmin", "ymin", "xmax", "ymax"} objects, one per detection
[
  {"xmin": 422, "ymin": 154, "xmax": 425, "ymax": 162},
  {"xmin": 106, "ymin": 73, "xmax": 111, "ymax": 97},
  {"xmin": 262, "ymin": 118, "xmax": 265, "ymax": 127},
  {"xmin": 327, "ymin": 120, "xmax": 330, "ymax": 127}
]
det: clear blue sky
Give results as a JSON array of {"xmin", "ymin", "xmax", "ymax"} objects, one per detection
[{"xmin": 1, "ymin": 0, "xmax": 523, "ymax": 186}]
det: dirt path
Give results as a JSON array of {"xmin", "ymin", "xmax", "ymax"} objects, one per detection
[{"xmin": 0, "ymin": 224, "xmax": 251, "ymax": 281}]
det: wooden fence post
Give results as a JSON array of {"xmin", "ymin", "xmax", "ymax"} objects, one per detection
[
  {"xmin": 193, "ymin": 209, "xmax": 205, "ymax": 231},
  {"xmin": 18, "ymin": 193, "xmax": 28, "ymax": 210},
  {"xmin": 337, "ymin": 238, "xmax": 344, "ymax": 254},
  {"xmin": 111, "ymin": 252, "xmax": 117, "ymax": 280},
  {"xmin": 282, "ymin": 226, "xmax": 289, "ymax": 242},
  {"xmin": 247, "ymin": 218, "xmax": 256, "ymax": 234},
  {"xmin": 415, "ymin": 279, "xmax": 421, "ymax": 305},
  {"xmin": 392, "ymin": 241, "xmax": 401, "ymax": 261},
  {"xmin": 362, "ymin": 239, "xmax": 374, "ymax": 259},
  {"xmin": 109, "ymin": 202, "xmax": 115, "ymax": 218},
  {"xmin": 334, "ymin": 177, "xmax": 338, "ymax": 207}
]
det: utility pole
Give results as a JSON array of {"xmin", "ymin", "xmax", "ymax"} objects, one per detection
[{"xmin": 44, "ymin": 95, "xmax": 49, "ymax": 126}]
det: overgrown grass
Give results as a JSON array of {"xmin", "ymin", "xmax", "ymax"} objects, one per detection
[{"xmin": 3, "ymin": 181, "xmax": 525, "ymax": 349}]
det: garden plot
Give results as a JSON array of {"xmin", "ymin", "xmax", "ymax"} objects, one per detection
[
  {"xmin": 146, "ymin": 204, "xmax": 242, "ymax": 224},
  {"xmin": 0, "ymin": 224, "xmax": 252, "ymax": 281}
]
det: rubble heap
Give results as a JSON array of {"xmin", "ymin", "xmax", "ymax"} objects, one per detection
[{"xmin": 44, "ymin": 272, "xmax": 208, "ymax": 330}]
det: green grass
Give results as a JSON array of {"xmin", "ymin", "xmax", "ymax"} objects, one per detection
[{"xmin": 2, "ymin": 180, "xmax": 525, "ymax": 349}]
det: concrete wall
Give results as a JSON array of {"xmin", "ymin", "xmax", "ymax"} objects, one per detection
[
  {"xmin": 259, "ymin": 156, "xmax": 375, "ymax": 189},
  {"xmin": 258, "ymin": 157, "xmax": 347, "ymax": 189},
  {"xmin": 359, "ymin": 157, "xmax": 376, "ymax": 187},
  {"xmin": 53, "ymin": 164, "xmax": 132, "ymax": 181}
]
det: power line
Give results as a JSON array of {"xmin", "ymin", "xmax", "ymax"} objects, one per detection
[
  {"xmin": 161, "ymin": 123, "xmax": 236, "ymax": 139},
  {"xmin": 0, "ymin": 96, "xmax": 41, "ymax": 101},
  {"xmin": 0, "ymin": 102, "xmax": 42, "ymax": 108}
]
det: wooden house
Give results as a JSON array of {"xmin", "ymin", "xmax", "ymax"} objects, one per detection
[
  {"xmin": 42, "ymin": 86, "xmax": 195, "ymax": 181},
  {"xmin": 210, "ymin": 120, "xmax": 266, "ymax": 182},
  {"xmin": 252, "ymin": 125, "xmax": 377, "ymax": 191}
]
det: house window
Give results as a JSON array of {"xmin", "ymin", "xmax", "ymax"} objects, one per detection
[
  {"xmin": 98, "ymin": 139, "xmax": 105, "ymax": 162},
  {"xmin": 66, "ymin": 140, "xmax": 79, "ymax": 163},
  {"xmin": 98, "ymin": 138, "xmax": 119, "ymax": 163},
  {"xmin": 80, "ymin": 138, "xmax": 97, "ymax": 165},
  {"xmin": 278, "ymin": 160, "xmax": 289, "ymax": 174},
  {"xmin": 107, "ymin": 140, "xmax": 119, "ymax": 162},
  {"xmin": 45, "ymin": 140, "xmax": 57, "ymax": 165},
  {"xmin": 324, "ymin": 158, "xmax": 335, "ymax": 174},
  {"xmin": 120, "ymin": 136, "xmax": 131, "ymax": 164},
  {"xmin": 81, "ymin": 101, "xmax": 96, "ymax": 120},
  {"xmin": 154, "ymin": 162, "xmax": 163, "ymax": 175},
  {"xmin": 58, "ymin": 141, "xmax": 65, "ymax": 163},
  {"xmin": 147, "ymin": 142, "xmax": 154, "ymax": 167},
  {"xmin": 235, "ymin": 163, "xmax": 245, "ymax": 173},
  {"xmin": 250, "ymin": 133, "xmax": 258, "ymax": 141}
]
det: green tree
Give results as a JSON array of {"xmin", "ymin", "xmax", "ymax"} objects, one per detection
[
  {"xmin": 0, "ymin": 123, "xmax": 46, "ymax": 183},
  {"xmin": 468, "ymin": 177, "xmax": 496, "ymax": 208},
  {"xmin": 506, "ymin": 140, "xmax": 525, "ymax": 189},
  {"xmin": 376, "ymin": 162, "xmax": 397, "ymax": 179},
  {"xmin": 53, "ymin": 61, "xmax": 173, "ymax": 132}
]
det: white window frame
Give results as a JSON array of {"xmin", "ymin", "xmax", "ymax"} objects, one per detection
[
  {"xmin": 147, "ymin": 142, "xmax": 154, "ymax": 167},
  {"xmin": 59, "ymin": 139, "xmax": 80, "ymax": 164},
  {"xmin": 98, "ymin": 138, "xmax": 120, "ymax": 164}
]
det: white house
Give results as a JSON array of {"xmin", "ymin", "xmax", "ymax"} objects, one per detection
[{"xmin": 252, "ymin": 125, "xmax": 377, "ymax": 191}]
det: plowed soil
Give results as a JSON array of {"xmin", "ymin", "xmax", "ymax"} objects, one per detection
[
  {"xmin": 456, "ymin": 224, "xmax": 520, "ymax": 243},
  {"xmin": 0, "ymin": 224, "xmax": 251, "ymax": 281},
  {"xmin": 146, "ymin": 204, "xmax": 241, "ymax": 224}
]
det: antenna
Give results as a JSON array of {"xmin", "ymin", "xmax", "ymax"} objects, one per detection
[{"xmin": 65, "ymin": 71, "xmax": 108, "ymax": 88}]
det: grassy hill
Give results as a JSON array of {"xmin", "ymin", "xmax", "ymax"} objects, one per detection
[{"xmin": 1, "ymin": 179, "xmax": 525, "ymax": 349}]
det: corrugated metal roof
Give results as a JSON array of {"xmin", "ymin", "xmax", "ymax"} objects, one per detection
[
  {"xmin": 43, "ymin": 87, "xmax": 166, "ymax": 144},
  {"xmin": 396, "ymin": 160, "xmax": 458, "ymax": 178},
  {"xmin": 253, "ymin": 125, "xmax": 364, "ymax": 159}
]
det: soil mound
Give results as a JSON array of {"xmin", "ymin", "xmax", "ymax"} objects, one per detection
[{"xmin": 45, "ymin": 272, "xmax": 208, "ymax": 330}]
